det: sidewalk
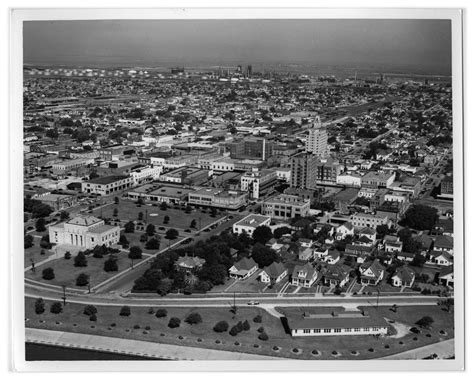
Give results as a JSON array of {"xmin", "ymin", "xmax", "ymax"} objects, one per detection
[
  {"xmin": 380, "ymin": 338, "xmax": 455, "ymax": 360},
  {"xmin": 26, "ymin": 328, "xmax": 283, "ymax": 361}
]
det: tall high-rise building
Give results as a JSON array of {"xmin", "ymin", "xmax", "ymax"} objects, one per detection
[
  {"xmin": 290, "ymin": 153, "xmax": 318, "ymax": 190},
  {"xmin": 305, "ymin": 115, "xmax": 329, "ymax": 158}
]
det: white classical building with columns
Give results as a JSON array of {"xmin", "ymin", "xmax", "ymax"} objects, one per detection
[{"xmin": 49, "ymin": 215, "xmax": 120, "ymax": 249}]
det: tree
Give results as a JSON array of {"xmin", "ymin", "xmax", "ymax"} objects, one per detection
[
  {"xmin": 376, "ymin": 224, "xmax": 391, "ymax": 237},
  {"xmin": 213, "ymin": 321, "xmax": 229, "ymax": 333},
  {"xmin": 35, "ymin": 218, "xmax": 46, "ymax": 232},
  {"xmin": 185, "ymin": 312, "xmax": 202, "ymax": 325},
  {"xmin": 104, "ymin": 256, "xmax": 118, "ymax": 272},
  {"xmin": 439, "ymin": 297, "xmax": 454, "ymax": 313},
  {"xmin": 138, "ymin": 211, "xmax": 144, "ymax": 221},
  {"xmin": 64, "ymin": 251, "xmax": 72, "ymax": 260},
  {"xmin": 258, "ymin": 332, "xmax": 269, "ymax": 341},
  {"xmin": 124, "ymin": 221, "xmax": 135, "ymax": 233},
  {"xmin": 253, "ymin": 315, "xmax": 262, "ymax": 323},
  {"xmin": 113, "ymin": 208, "xmax": 118, "ymax": 217},
  {"xmin": 273, "ymin": 226, "xmax": 291, "ymax": 239},
  {"xmin": 401, "ymin": 205, "xmax": 438, "ymax": 231},
  {"xmin": 34, "ymin": 298, "xmax": 45, "ymax": 314},
  {"xmin": 185, "ymin": 205, "xmax": 192, "ymax": 214},
  {"xmin": 160, "ymin": 202, "xmax": 167, "ymax": 211},
  {"xmin": 145, "ymin": 237, "xmax": 160, "ymax": 250},
  {"xmin": 146, "ymin": 224, "xmax": 156, "ymax": 237},
  {"xmin": 136, "ymin": 197, "xmax": 144, "ymax": 207},
  {"xmin": 114, "ymin": 196, "xmax": 119, "ymax": 204},
  {"xmin": 39, "ymin": 235, "xmax": 52, "ymax": 249},
  {"xmin": 24, "ymin": 234, "xmax": 34, "ymax": 249},
  {"xmin": 50, "ymin": 302, "xmax": 63, "ymax": 314},
  {"xmin": 59, "ymin": 210, "xmax": 70, "ymax": 221},
  {"xmin": 119, "ymin": 234, "xmax": 129, "ymax": 248},
  {"xmin": 165, "ymin": 228, "xmax": 179, "ymax": 240},
  {"xmin": 155, "ymin": 309, "xmax": 167, "ymax": 318},
  {"xmin": 74, "ymin": 252, "xmax": 88, "ymax": 267},
  {"xmin": 42, "ymin": 267, "xmax": 55, "ymax": 280},
  {"xmin": 93, "ymin": 244, "xmax": 107, "ymax": 258},
  {"xmin": 168, "ymin": 317, "xmax": 181, "ymax": 328},
  {"xmin": 76, "ymin": 272, "xmax": 90, "ymax": 286},
  {"xmin": 242, "ymin": 320, "xmax": 250, "ymax": 331},
  {"xmin": 416, "ymin": 316, "xmax": 434, "ymax": 329},
  {"xmin": 190, "ymin": 219, "xmax": 197, "ymax": 229},
  {"xmin": 229, "ymin": 325, "xmax": 239, "ymax": 336},
  {"xmin": 163, "ymin": 215, "xmax": 170, "ymax": 224},
  {"xmin": 252, "ymin": 225, "xmax": 273, "ymax": 244},
  {"xmin": 119, "ymin": 306, "xmax": 131, "ymax": 316},
  {"xmin": 251, "ymin": 243, "xmax": 279, "ymax": 268},
  {"xmin": 83, "ymin": 305, "xmax": 97, "ymax": 316},
  {"xmin": 128, "ymin": 246, "xmax": 143, "ymax": 260}
]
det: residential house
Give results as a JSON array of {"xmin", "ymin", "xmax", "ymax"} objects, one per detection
[
  {"xmin": 314, "ymin": 246, "xmax": 329, "ymax": 260},
  {"xmin": 391, "ymin": 266, "xmax": 415, "ymax": 288},
  {"xmin": 359, "ymin": 227, "xmax": 377, "ymax": 244},
  {"xmin": 291, "ymin": 263, "xmax": 318, "ymax": 288},
  {"xmin": 352, "ymin": 235, "xmax": 373, "ymax": 247},
  {"xmin": 345, "ymin": 244, "xmax": 374, "ymax": 258},
  {"xmin": 414, "ymin": 233, "xmax": 434, "ymax": 256},
  {"xmin": 396, "ymin": 252, "xmax": 416, "ymax": 263},
  {"xmin": 438, "ymin": 265, "xmax": 454, "ymax": 287},
  {"xmin": 433, "ymin": 236, "xmax": 454, "ymax": 255},
  {"xmin": 359, "ymin": 259, "xmax": 385, "ymax": 286},
  {"xmin": 298, "ymin": 247, "xmax": 315, "ymax": 262},
  {"xmin": 323, "ymin": 264, "xmax": 351, "ymax": 287},
  {"xmin": 259, "ymin": 262, "xmax": 288, "ymax": 284},
  {"xmin": 428, "ymin": 251, "xmax": 453, "ymax": 267},
  {"xmin": 322, "ymin": 250, "xmax": 341, "ymax": 265},
  {"xmin": 335, "ymin": 222, "xmax": 354, "ymax": 240},
  {"xmin": 385, "ymin": 240, "xmax": 403, "ymax": 253},
  {"xmin": 229, "ymin": 257, "xmax": 259, "ymax": 279}
]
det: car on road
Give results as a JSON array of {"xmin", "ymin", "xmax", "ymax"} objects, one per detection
[{"xmin": 247, "ymin": 300, "xmax": 260, "ymax": 306}]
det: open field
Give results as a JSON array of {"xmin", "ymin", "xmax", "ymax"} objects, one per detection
[
  {"xmin": 89, "ymin": 199, "xmax": 223, "ymax": 231},
  {"xmin": 24, "ymin": 236, "xmax": 53, "ymax": 265},
  {"xmin": 24, "ymin": 298, "xmax": 454, "ymax": 360},
  {"xmin": 25, "ymin": 252, "xmax": 133, "ymax": 290}
]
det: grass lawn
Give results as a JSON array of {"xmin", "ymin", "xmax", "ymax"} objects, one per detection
[
  {"xmin": 25, "ymin": 252, "xmax": 133, "ymax": 289},
  {"xmin": 90, "ymin": 200, "xmax": 221, "ymax": 231},
  {"xmin": 25, "ymin": 298, "xmax": 454, "ymax": 360},
  {"xmin": 24, "ymin": 236, "xmax": 53, "ymax": 266}
]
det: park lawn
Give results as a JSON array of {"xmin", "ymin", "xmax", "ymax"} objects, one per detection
[
  {"xmin": 25, "ymin": 252, "xmax": 133, "ymax": 290},
  {"xmin": 24, "ymin": 236, "xmax": 53, "ymax": 266},
  {"xmin": 25, "ymin": 299, "xmax": 455, "ymax": 360},
  {"xmin": 90, "ymin": 199, "xmax": 221, "ymax": 231}
]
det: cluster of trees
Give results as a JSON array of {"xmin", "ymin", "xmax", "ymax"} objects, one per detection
[
  {"xmin": 24, "ymin": 197, "xmax": 53, "ymax": 219},
  {"xmin": 400, "ymin": 205, "xmax": 438, "ymax": 231}
]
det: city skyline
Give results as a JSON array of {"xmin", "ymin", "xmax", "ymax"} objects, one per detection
[{"xmin": 24, "ymin": 19, "xmax": 452, "ymax": 75}]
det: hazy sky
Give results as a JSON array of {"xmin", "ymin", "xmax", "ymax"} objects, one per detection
[{"xmin": 23, "ymin": 19, "xmax": 452, "ymax": 74}]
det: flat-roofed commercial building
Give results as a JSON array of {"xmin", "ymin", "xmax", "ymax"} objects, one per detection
[
  {"xmin": 439, "ymin": 176, "xmax": 454, "ymax": 199},
  {"xmin": 240, "ymin": 169, "xmax": 278, "ymax": 199},
  {"xmin": 51, "ymin": 158, "xmax": 95, "ymax": 175},
  {"xmin": 233, "ymin": 214, "xmax": 271, "ymax": 235},
  {"xmin": 286, "ymin": 310, "xmax": 389, "ymax": 337},
  {"xmin": 32, "ymin": 193, "xmax": 78, "ymax": 210},
  {"xmin": 188, "ymin": 187, "xmax": 248, "ymax": 210},
  {"xmin": 49, "ymin": 215, "xmax": 120, "ymax": 249},
  {"xmin": 361, "ymin": 171, "xmax": 396, "ymax": 189},
  {"xmin": 127, "ymin": 183, "xmax": 192, "ymax": 204},
  {"xmin": 351, "ymin": 212, "xmax": 390, "ymax": 229},
  {"xmin": 261, "ymin": 194, "xmax": 310, "ymax": 220},
  {"xmin": 81, "ymin": 175, "xmax": 133, "ymax": 196}
]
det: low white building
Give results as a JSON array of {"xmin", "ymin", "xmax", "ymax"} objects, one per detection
[
  {"xmin": 232, "ymin": 214, "xmax": 271, "ymax": 236},
  {"xmin": 130, "ymin": 165, "xmax": 162, "ymax": 185},
  {"xmin": 49, "ymin": 215, "xmax": 120, "ymax": 249}
]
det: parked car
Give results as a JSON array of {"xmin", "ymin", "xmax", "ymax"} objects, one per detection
[{"xmin": 247, "ymin": 301, "xmax": 260, "ymax": 306}]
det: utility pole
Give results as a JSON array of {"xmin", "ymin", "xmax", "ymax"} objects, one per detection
[
  {"xmin": 61, "ymin": 285, "xmax": 67, "ymax": 306},
  {"xmin": 30, "ymin": 259, "xmax": 35, "ymax": 273}
]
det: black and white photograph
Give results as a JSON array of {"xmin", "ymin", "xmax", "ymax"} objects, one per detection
[{"xmin": 8, "ymin": 6, "xmax": 465, "ymax": 372}]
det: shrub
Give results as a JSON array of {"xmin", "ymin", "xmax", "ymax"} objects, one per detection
[
  {"xmin": 368, "ymin": 348, "xmax": 374, "ymax": 352},
  {"xmin": 64, "ymin": 251, "xmax": 72, "ymax": 260},
  {"xmin": 128, "ymin": 246, "xmax": 143, "ymax": 260},
  {"xmin": 110, "ymin": 323, "xmax": 116, "ymax": 327},
  {"xmin": 145, "ymin": 326, "xmax": 151, "ymax": 330},
  {"xmin": 89, "ymin": 314, "xmax": 97, "ymax": 322},
  {"xmin": 229, "ymin": 326, "xmax": 239, "ymax": 336},
  {"xmin": 148, "ymin": 307, "xmax": 155, "ymax": 315},
  {"xmin": 104, "ymin": 256, "xmax": 119, "ymax": 272},
  {"xmin": 50, "ymin": 302, "xmax": 63, "ymax": 314},
  {"xmin": 416, "ymin": 316, "xmax": 434, "ymax": 329},
  {"xmin": 73, "ymin": 252, "xmax": 88, "ymax": 267},
  {"xmin": 76, "ymin": 273, "xmax": 89, "ymax": 286},
  {"xmin": 155, "ymin": 309, "xmax": 167, "ymax": 318},
  {"xmin": 258, "ymin": 332, "xmax": 269, "ymax": 341},
  {"xmin": 236, "ymin": 321, "xmax": 244, "ymax": 332},
  {"xmin": 332, "ymin": 350, "xmax": 338, "ymax": 355},
  {"xmin": 133, "ymin": 324, "xmax": 140, "ymax": 329},
  {"xmin": 34, "ymin": 298, "xmax": 45, "ymax": 314},
  {"xmin": 242, "ymin": 320, "xmax": 250, "ymax": 331},
  {"xmin": 234, "ymin": 341, "xmax": 240, "ymax": 346},
  {"xmin": 257, "ymin": 326, "xmax": 265, "ymax": 333},
  {"xmin": 119, "ymin": 306, "xmax": 131, "ymax": 317},
  {"xmin": 185, "ymin": 312, "xmax": 202, "ymax": 325},
  {"xmin": 213, "ymin": 321, "xmax": 229, "ymax": 333},
  {"xmin": 168, "ymin": 317, "xmax": 181, "ymax": 328},
  {"xmin": 83, "ymin": 305, "xmax": 97, "ymax": 316},
  {"xmin": 253, "ymin": 315, "xmax": 262, "ymax": 323},
  {"xmin": 42, "ymin": 267, "xmax": 55, "ymax": 280}
]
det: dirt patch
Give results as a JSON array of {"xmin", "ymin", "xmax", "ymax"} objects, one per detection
[{"xmin": 386, "ymin": 318, "xmax": 411, "ymax": 339}]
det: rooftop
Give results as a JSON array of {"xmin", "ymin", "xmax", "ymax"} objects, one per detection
[
  {"xmin": 234, "ymin": 214, "xmax": 270, "ymax": 228},
  {"xmin": 87, "ymin": 175, "xmax": 130, "ymax": 185},
  {"xmin": 67, "ymin": 215, "xmax": 102, "ymax": 226}
]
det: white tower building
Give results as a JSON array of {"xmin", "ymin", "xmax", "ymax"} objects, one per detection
[{"xmin": 305, "ymin": 115, "xmax": 329, "ymax": 158}]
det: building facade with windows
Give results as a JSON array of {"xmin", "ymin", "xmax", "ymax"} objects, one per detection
[
  {"xmin": 49, "ymin": 215, "xmax": 120, "ymax": 249},
  {"xmin": 261, "ymin": 194, "xmax": 310, "ymax": 220},
  {"xmin": 81, "ymin": 175, "xmax": 133, "ymax": 195}
]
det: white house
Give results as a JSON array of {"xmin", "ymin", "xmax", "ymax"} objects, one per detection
[
  {"xmin": 232, "ymin": 214, "xmax": 271, "ymax": 236},
  {"xmin": 335, "ymin": 222, "xmax": 354, "ymax": 240}
]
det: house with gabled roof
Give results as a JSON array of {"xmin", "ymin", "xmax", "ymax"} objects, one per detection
[
  {"xmin": 359, "ymin": 259, "xmax": 385, "ymax": 286},
  {"xmin": 229, "ymin": 257, "xmax": 258, "ymax": 279},
  {"xmin": 359, "ymin": 227, "xmax": 377, "ymax": 243},
  {"xmin": 335, "ymin": 222, "xmax": 354, "ymax": 240},
  {"xmin": 323, "ymin": 264, "xmax": 351, "ymax": 287},
  {"xmin": 291, "ymin": 263, "xmax": 318, "ymax": 288},
  {"xmin": 391, "ymin": 266, "xmax": 415, "ymax": 288},
  {"xmin": 352, "ymin": 235, "xmax": 373, "ymax": 247},
  {"xmin": 438, "ymin": 265, "xmax": 453, "ymax": 287},
  {"xmin": 428, "ymin": 250, "xmax": 453, "ymax": 267},
  {"xmin": 322, "ymin": 249, "xmax": 341, "ymax": 265},
  {"xmin": 396, "ymin": 251, "xmax": 415, "ymax": 263},
  {"xmin": 433, "ymin": 235, "xmax": 454, "ymax": 255},
  {"xmin": 259, "ymin": 262, "xmax": 288, "ymax": 284},
  {"xmin": 175, "ymin": 256, "xmax": 206, "ymax": 272}
]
